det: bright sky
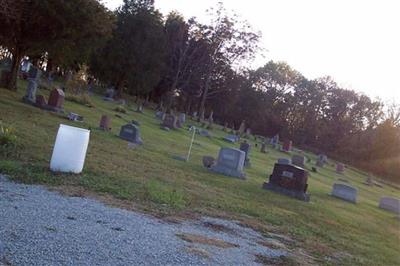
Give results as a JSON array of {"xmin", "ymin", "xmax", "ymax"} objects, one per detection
[{"xmin": 104, "ymin": 0, "xmax": 400, "ymax": 102}]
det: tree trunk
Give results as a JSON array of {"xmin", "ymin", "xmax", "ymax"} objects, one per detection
[{"xmin": 7, "ymin": 47, "xmax": 22, "ymax": 91}]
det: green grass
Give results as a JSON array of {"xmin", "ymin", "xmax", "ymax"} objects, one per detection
[{"xmin": 0, "ymin": 82, "xmax": 399, "ymax": 265}]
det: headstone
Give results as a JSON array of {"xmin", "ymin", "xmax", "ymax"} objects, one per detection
[
  {"xmin": 35, "ymin": 95, "xmax": 47, "ymax": 108},
  {"xmin": 47, "ymin": 88, "xmax": 65, "ymax": 112},
  {"xmin": 199, "ymin": 129, "xmax": 211, "ymax": 137},
  {"xmin": 316, "ymin": 154, "xmax": 328, "ymax": 167},
  {"xmin": 223, "ymin": 134, "xmax": 239, "ymax": 143},
  {"xmin": 99, "ymin": 115, "xmax": 111, "ymax": 131},
  {"xmin": 103, "ymin": 87, "xmax": 115, "ymax": 101},
  {"xmin": 23, "ymin": 66, "xmax": 41, "ymax": 103},
  {"xmin": 210, "ymin": 148, "xmax": 246, "ymax": 179},
  {"xmin": 263, "ymin": 163, "xmax": 310, "ymax": 201},
  {"xmin": 136, "ymin": 104, "xmax": 144, "ymax": 113},
  {"xmin": 282, "ymin": 140, "xmax": 292, "ymax": 152},
  {"xmin": 202, "ymin": 156, "xmax": 216, "ymax": 168},
  {"xmin": 336, "ymin": 163, "xmax": 345, "ymax": 174},
  {"xmin": 291, "ymin": 155, "xmax": 305, "ymax": 168},
  {"xmin": 155, "ymin": 111, "xmax": 165, "ymax": 120},
  {"xmin": 119, "ymin": 123, "xmax": 143, "ymax": 144},
  {"xmin": 277, "ymin": 158, "xmax": 291, "ymax": 165},
  {"xmin": 260, "ymin": 142, "xmax": 267, "ymax": 153},
  {"xmin": 379, "ymin": 197, "xmax": 400, "ymax": 214},
  {"xmin": 270, "ymin": 134, "xmax": 279, "ymax": 148},
  {"xmin": 238, "ymin": 120, "xmax": 246, "ymax": 136},
  {"xmin": 161, "ymin": 114, "xmax": 178, "ymax": 129},
  {"xmin": 192, "ymin": 111, "xmax": 198, "ymax": 120},
  {"xmin": 178, "ymin": 113, "xmax": 186, "ymax": 125},
  {"xmin": 245, "ymin": 128, "xmax": 251, "ymax": 138},
  {"xmin": 239, "ymin": 141, "xmax": 251, "ymax": 167},
  {"xmin": 331, "ymin": 183, "xmax": 357, "ymax": 203}
]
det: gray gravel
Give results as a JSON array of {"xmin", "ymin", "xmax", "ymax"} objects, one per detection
[{"xmin": 0, "ymin": 175, "xmax": 287, "ymax": 265}]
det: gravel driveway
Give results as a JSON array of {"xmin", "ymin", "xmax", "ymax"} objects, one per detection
[{"xmin": 0, "ymin": 175, "xmax": 287, "ymax": 265}]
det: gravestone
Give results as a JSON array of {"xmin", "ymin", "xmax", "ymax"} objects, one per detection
[
  {"xmin": 260, "ymin": 142, "xmax": 267, "ymax": 153},
  {"xmin": 238, "ymin": 120, "xmax": 246, "ymax": 136},
  {"xmin": 331, "ymin": 183, "xmax": 357, "ymax": 203},
  {"xmin": 245, "ymin": 128, "xmax": 251, "ymax": 138},
  {"xmin": 178, "ymin": 113, "xmax": 186, "ymax": 125},
  {"xmin": 103, "ymin": 87, "xmax": 115, "ymax": 101},
  {"xmin": 199, "ymin": 129, "xmax": 211, "ymax": 137},
  {"xmin": 277, "ymin": 158, "xmax": 291, "ymax": 165},
  {"xmin": 239, "ymin": 141, "xmax": 251, "ymax": 167},
  {"xmin": 136, "ymin": 104, "xmax": 144, "ymax": 113},
  {"xmin": 23, "ymin": 66, "xmax": 41, "ymax": 103},
  {"xmin": 336, "ymin": 163, "xmax": 345, "ymax": 174},
  {"xmin": 99, "ymin": 115, "xmax": 111, "ymax": 131},
  {"xmin": 119, "ymin": 123, "xmax": 143, "ymax": 144},
  {"xmin": 223, "ymin": 122, "xmax": 228, "ymax": 131},
  {"xmin": 161, "ymin": 114, "xmax": 178, "ymax": 129},
  {"xmin": 35, "ymin": 95, "xmax": 47, "ymax": 108},
  {"xmin": 282, "ymin": 140, "xmax": 292, "ymax": 152},
  {"xmin": 192, "ymin": 111, "xmax": 198, "ymax": 120},
  {"xmin": 155, "ymin": 111, "xmax": 165, "ymax": 120},
  {"xmin": 210, "ymin": 148, "xmax": 246, "ymax": 179},
  {"xmin": 291, "ymin": 155, "xmax": 305, "ymax": 168},
  {"xmin": 316, "ymin": 154, "xmax": 328, "ymax": 167},
  {"xmin": 379, "ymin": 197, "xmax": 400, "ymax": 214},
  {"xmin": 263, "ymin": 163, "xmax": 310, "ymax": 201},
  {"xmin": 47, "ymin": 88, "xmax": 65, "ymax": 112},
  {"xmin": 223, "ymin": 134, "xmax": 239, "ymax": 143},
  {"xmin": 270, "ymin": 134, "xmax": 279, "ymax": 148}
]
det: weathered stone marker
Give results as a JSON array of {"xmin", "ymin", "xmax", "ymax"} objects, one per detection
[
  {"xmin": 379, "ymin": 197, "xmax": 400, "ymax": 214},
  {"xmin": 210, "ymin": 148, "xmax": 246, "ymax": 179},
  {"xmin": 263, "ymin": 163, "xmax": 310, "ymax": 201},
  {"xmin": 23, "ymin": 66, "xmax": 41, "ymax": 103},
  {"xmin": 316, "ymin": 154, "xmax": 328, "ymax": 167},
  {"xmin": 331, "ymin": 183, "xmax": 357, "ymax": 203},
  {"xmin": 277, "ymin": 158, "xmax": 291, "ymax": 165},
  {"xmin": 239, "ymin": 141, "xmax": 251, "ymax": 167},
  {"xmin": 99, "ymin": 115, "xmax": 111, "ymax": 131},
  {"xmin": 119, "ymin": 123, "xmax": 143, "ymax": 144},
  {"xmin": 336, "ymin": 163, "xmax": 345, "ymax": 174},
  {"xmin": 161, "ymin": 114, "xmax": 178, "ymax": 129},
  {"xmin": 260, "ymin": 142, "xmax": 267, "ymax": 153},
  {"xmin": 291, "ymin": 155, "xmax": 305, "ymax": 168}
]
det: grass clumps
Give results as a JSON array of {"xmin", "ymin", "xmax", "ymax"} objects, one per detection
[
  {"xmin": 65, "ymin": 93, "xmax": 94, "ymax": 107},
  {"xmin": 114, "ymin": 105, "xmax": 127, "ymax": 114},
  {"xmin": 0, "ymin": 122, "xmax": 17, "ymax": 158},
  {"xmin": 142, "ymin": 179, "xmax": 187, "ymax": 209}
]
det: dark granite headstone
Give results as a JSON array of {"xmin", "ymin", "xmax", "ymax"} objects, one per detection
[
  {"xmin": 35, "ymin": 95, "xmax": 47, "ymax": 108},
  {"xmin": 282, "ymin": 140, "xmax": 292, "ymax": 152},
  {"xmin": 336, "ymin": 163, "xmax": 345, "ymax": 174},
  {"xmin": 260, "ymin": 143, "xmax": 267, "ymax": 153},
  {"xmin": 119, "ymin": 123, "xmax": 143, "ymax": 144},
  {"xmin": 263, "ymin": 163, "xmax": 310, "ymax": 201}
]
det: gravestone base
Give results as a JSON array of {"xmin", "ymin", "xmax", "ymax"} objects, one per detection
[
  {"xmin": 263, "ymin": 182, "xmax": 310, "ymax": 202},
  {"xmin": 22, "ymin": 96, "xmax": 65, "ymax": 113},
  {"xmin": 210, "ymin": 164, "xmax": 246, "ymax": 179}
]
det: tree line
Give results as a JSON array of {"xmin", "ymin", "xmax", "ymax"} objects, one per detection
[{"xmin": 0, "ymin": 0, "xmax": 399, "ymax": 182}]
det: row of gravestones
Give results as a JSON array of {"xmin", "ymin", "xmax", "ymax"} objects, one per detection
[{"xmin": 202, "ymin": 146, "xmax": 399, "ymax": 215}]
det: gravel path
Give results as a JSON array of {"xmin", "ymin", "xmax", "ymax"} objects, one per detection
[{"xmin": 0, "ymin": 175, "xmax": 287, "ymax": 265}]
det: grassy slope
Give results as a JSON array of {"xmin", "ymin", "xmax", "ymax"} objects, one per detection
[{"xmin": 0, "ymin": 83, "xmax": 399, "ymax": 265}]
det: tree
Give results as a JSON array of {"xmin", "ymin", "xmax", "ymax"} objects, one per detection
[
  {"xmin": 0, "ymin": 0, "xmax": 114, "ymax": 90},
  {"xmin": 90, "ymin": 0, "xmax": 166, "ymax": 97},
  {"xmin": 191, "ymin": 2, "xmax": 260, "ymax": 116}
]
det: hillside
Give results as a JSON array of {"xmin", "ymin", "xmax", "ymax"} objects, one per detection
[{"xmin": 0, "ymin": 84, "xmax": 399, "ymax": 265}]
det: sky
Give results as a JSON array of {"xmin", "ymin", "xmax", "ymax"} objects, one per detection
[{"xmin": 103, "ymin": 0, "xmax": 400, "ymax": 103}]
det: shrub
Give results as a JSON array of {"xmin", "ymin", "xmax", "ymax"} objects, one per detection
[
  {"xmin": 0, "ymin": 122, "xmax": 17, "ymax": 157},
  {"xmin": 114, "ymin": 105, "xmax": 127, "ymax": 114},
  {"xmin": 65, "ymin": 93, "xmax": 94, "ymax": 107}
]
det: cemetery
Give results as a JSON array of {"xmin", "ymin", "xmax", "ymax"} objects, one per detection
[
  {"xmin": 0, "ymin": 0, "xmax": 399, "ymax": 264},
  {"xmin": 0, "ymin": 84, "xmax": 399, "ymax": 265}
]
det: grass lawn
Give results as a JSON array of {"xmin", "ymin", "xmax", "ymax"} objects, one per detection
[{"xmin": 0, "ymin": 82, "xmax": 399, "ymax": 265}]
